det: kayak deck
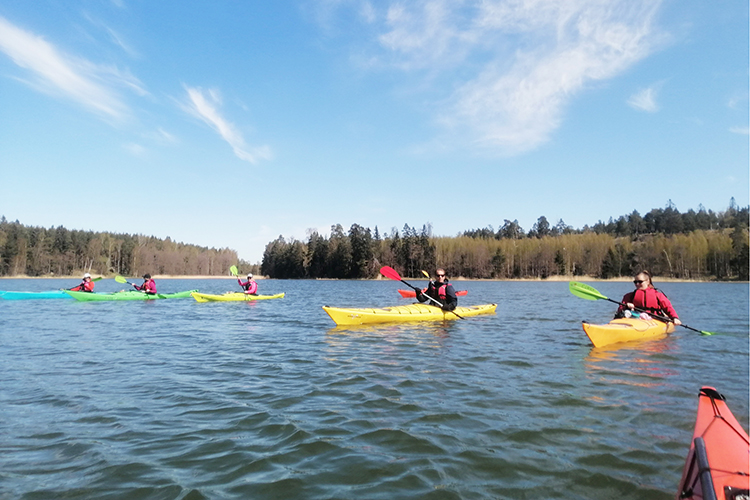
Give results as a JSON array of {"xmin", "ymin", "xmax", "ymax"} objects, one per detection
[
  {"xmin": 64, "ymin": 290, "xmax": 197, "ymax": 301},
  {"xmin": 677, "ymin": 386, "xmax": 750, "ymax": 499},
  {"xmin": 323, "ymin": 303, "xmax": 497, "ymax": 326},
  {"xmin": 582, "ymin": 317, "xmax": 675, "ymax": 348},
  {"xmin": 191, "ymin": 292, "xmax": 285, "ymax": 302}
]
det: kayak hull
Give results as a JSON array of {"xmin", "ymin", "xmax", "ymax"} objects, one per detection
[
  {"xmin": 64, "ymin": 290, "xmax": 197, "ymax": 301},
  {"xmin": 323, "ymin": 303, "xmax": 497, "ymax": 326},
  {"xmin": 676, "ymin": 386, "xmax": 750, "ymax": 500},
  {"xmin": 191, "ymin": 292, "xmax": 285, "ymax": 302},
  {"xmin": 0, "ymin": 290, "xmax": 72, "ymax": 300},
  {"xmin": 397, "ymin": 289, "xmax": 468, "ymax": 298},
  {"xmin": 582, "ymin": 317, "xmax": 675, "ymax": 348}
]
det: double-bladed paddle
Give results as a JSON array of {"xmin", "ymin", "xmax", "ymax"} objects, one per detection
[
  {"xmin": 380, "ymin": 266, "xmax": 464, "ymax": 319},
  {"xmin": 568, "ymin": 281, "xmax": 715, "ymax": 336}
]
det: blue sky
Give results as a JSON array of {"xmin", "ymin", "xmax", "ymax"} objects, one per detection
[{"xmin": 0, "ymin": 1, "xmax": 747, "ymax": 263}]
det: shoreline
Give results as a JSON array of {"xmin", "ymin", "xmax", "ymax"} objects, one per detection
[{"xmin": 0, "ymin": 275, "xmax": 744, "ymax": 283}]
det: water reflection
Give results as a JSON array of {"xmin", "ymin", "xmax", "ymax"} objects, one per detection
[
  {"xmin": 326, "ymin": 322, "xmax": 453, "ymax": 339},
  {"xmin": 584, "ymin": 337, "xmax": 682, "ymax": 388}
]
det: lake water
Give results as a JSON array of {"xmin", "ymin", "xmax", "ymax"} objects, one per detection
[{"xmin": 1, "ymin": 279, "xmax": 748, "ymax": 499}]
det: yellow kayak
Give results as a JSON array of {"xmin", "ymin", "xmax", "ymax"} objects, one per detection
[
  {"xmin": 191, "ymin": 292, "xmax": 285, "ymax": 303},
  {"xmin": 323, "ymin": 303, "xmax": 497, "ymax": 326},
  {"xmin": 582, "ymin": 317, "xmax": 675, "ymax": 348}
]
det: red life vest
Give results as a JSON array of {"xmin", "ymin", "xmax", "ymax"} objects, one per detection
[
  {"xmin": 71, "ymin": 280, "xmax": 94, "ymax": 292},
  {"xmin": 631, "ymin": 288, "xmax": 664, "ymax": 315},
  {"xmin": 436, "ymin": 284, "xmax": 448, "ymax": 300}
]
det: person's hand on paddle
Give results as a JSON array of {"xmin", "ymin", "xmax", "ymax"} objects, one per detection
[{"xmin": 673, "ymin": 318, "xmax": 682, "ymax": 326}]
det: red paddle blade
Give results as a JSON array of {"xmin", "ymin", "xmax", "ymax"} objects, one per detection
[{"xmin": 380, "ymin": 266, "xmax": 401, "ymax": 281}]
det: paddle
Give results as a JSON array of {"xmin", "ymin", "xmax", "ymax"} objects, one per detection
[
  {"xmin": 421, "ymin": 270, "xmax": 431, "ymax": 280},
  {"xmin": 568, "ymin": 281, "xmax": 715, "ymax": 336},
  {"xmin": 115, "ymin": 275, "xmax": 136, "ymax": 286},
  {"xmin": 230, "ymin": 265, "xmax": 238, "ymax": 277},
  {"xmin": 380, "ymin": 266, "xmax": 464, "ymax": 319}
]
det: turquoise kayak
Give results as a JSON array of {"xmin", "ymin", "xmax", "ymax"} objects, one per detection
[
  {"xmin": 64, "ymin": 290, "xmax": 197, "ymax": 301},
  {"xmin": 0, "ymin": 290, "xmax": 72, "ymax": 300}
]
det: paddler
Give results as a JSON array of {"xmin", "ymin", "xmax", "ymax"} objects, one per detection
[
  {"xmin": 615, "ymin": 270, "xmax": 681, "ymax": 325},
  {"xmin": 69, "ymin": 272, "xmax": 95, "ymax": 292},
  {"xmin": 238, "ymin": 273, "xmax": 258, "ymax": 295},
  {"xmin": 133, "ymin": 273, "xmax": 157, "ymax": 295},
  {"xmin": 416, "ymin": 268, "xmax": 457, "ymax": 311}
]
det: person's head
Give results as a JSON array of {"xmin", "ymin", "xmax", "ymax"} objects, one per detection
[
  {"xmin": 83, "ymin": 273, "xmax": 91, "ymax": 280},
  {"xmin": 247, "ymin": 273, "xmax": 253, "ymax": 279},
  {"xmin": 436, "ymin": 268, "xmax": 447, "ymax": 282},
  {"xmin": 143, "ymin": 273, "xmax": 151, "ymax": 280},
  {"xmin": 633, "ymin": 271, "xmax": 653, "ymax": 290}
]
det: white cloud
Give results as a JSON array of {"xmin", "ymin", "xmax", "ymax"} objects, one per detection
[
  {"xmin": 729, "ymin": 126, "xmax": 749, "ymax": 135},
  {"xmin": 627, "ymin": 85, "xmax": 660, "ymax": 112},
  {"xmin": 0, "ymin": 15, "xmax": 143, "ymax": 119},
  {"xmin": 184, "ymin": 86, "xmax": 272, "ymax": 164},
  {"xmin": 325, "ymin": 0, "xmax": 667, "ymax": 155}
]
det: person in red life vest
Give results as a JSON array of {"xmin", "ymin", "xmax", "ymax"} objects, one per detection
[
  {"xmin": 615, "ymin": 270, "xmax": 681, "ymax": 325},
  {"xmin": 238, "ymin": 273, "xmax": 258, "ymax": 295},
  {"xmin": 416, "ymin": 268, "xmax": 457, "ymax": 311},
  {"xmin": 133, "ymin": 273, "xmax": 157, "ymax": 295},
  {"xmin": 69, "ymin": 273, "xmax": 95, "ymax": 292}
]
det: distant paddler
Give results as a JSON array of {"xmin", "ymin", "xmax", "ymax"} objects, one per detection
[
  {"xmin": 416, "ymin": 268, "xmax": 457, "ymax": 312},
  {"xmin": 68, "ymin": 272, "xmax": 95, "ymax": 293},
  {"xmin": 238, "ymin": 273, "xmax": 258, "ymax": 295},
  {"xmin": 133, "ymin": 274, "xmax": 157, "ymax": 295}
]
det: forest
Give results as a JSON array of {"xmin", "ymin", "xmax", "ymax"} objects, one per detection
[
  {"xmin": 260, "ymin": 201, "xmax": 749, "ymax": 281},
  {"xmin": 2, "ymin": 201, "xmax": 747, "ymax": 280},
  {"xmin": 0, "ymin": 217, "xmax": 258, "ymax": 277}
]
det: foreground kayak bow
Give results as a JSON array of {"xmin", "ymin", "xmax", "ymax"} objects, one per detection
[{"xmin": 676, "ymin": 387, "xmax": 749, "ymax": 500}]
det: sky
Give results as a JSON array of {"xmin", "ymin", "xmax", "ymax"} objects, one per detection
[{"xmin": 0, "ymin": 0, "xmax": 747, "ymax": 263}]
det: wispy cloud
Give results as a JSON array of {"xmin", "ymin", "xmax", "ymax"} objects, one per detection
[
  {"xmin": 729, "ymin": 126, "xmax": 749, "ymax": 135},
  {"xmin": 123, "ymin": 142, "xmax": 146, "ymax": 156},
  {"xmin": 323, "ymin": 0, "xmax": 666, "ymax": 155},
  {"xmin": 184, "ymin": 86, "xmax": 272, "ymax": 164},
  {"xmin": 0, "ymin": 15, "xmax": 143, "ymax": 119},
  {"xmin": 627, "ymin": 84, "xmax": 660, "ymax": 112}
]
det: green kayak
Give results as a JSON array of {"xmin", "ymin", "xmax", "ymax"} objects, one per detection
[{"xmin": 64, "ymin": 290, "xmax": 197, "ymax": 301}]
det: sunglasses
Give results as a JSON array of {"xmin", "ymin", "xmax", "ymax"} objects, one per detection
[
  {"xmin": 633, "ymin": 280, "xmax": 645, "ymax": 285},
  {"xmin": 436, "ymin": 274, "xmax": 446, "ymax": 278}
]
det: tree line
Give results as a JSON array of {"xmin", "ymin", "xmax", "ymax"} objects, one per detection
[
  {"xmin": 0, "ymin": 216, "xmax": 258, "ymax": 277},
  {"xmin": 261, "ymin": 201, "xmax": 749, "ymax": 281}
]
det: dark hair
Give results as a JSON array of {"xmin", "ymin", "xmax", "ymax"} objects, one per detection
[{"xmin": 143, "ymin": 274, "xmax": 151, "ymax": 279}]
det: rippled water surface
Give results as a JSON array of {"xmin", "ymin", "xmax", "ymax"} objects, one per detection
[{"xmin": 1, "ymin": 279, "xmax": 748, "ymax": 499}]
